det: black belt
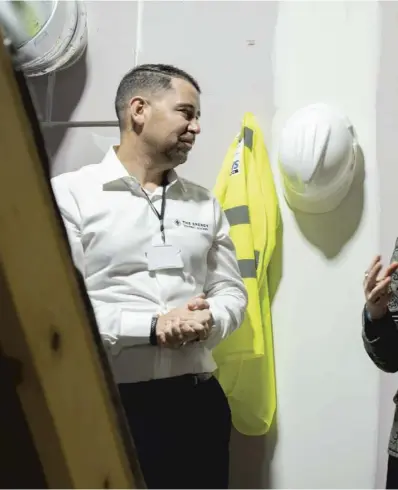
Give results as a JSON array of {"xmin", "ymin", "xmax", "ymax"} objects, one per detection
[
  {"xmin": 149, "ymin": 373, "xmax": 213, "ymax": 386},
  {"xmin": 180, "ymin": 373, "xmax": 212, "ymax": 385},
  {"xmin": 119, "ymin": 373, "xmax": 213, "ymax": 391},
  {"xmin": 154, "ymin": 373, "xmax": 213, "ymax": 386}
]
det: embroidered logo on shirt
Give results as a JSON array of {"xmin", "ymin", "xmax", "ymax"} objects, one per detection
[
  {"xmin": 174, "ymin": 219, "xmax": 182, "ymax": 227},
  {"xmin": 178, "ymin": 220, "xmax": 209, "ymax": 231}
]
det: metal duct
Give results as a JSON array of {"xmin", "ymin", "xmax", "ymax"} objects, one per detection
[{"xmin": 0, "ymin": 0, "xmax": 88, "ymax": 77}]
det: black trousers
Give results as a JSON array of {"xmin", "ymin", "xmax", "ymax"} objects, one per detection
[
  {"xmin": 387, "ymin": 455, "xmax": 398, "ymax": 489},
  {"xmin": 118, "ymin": 374, "xmax": 231, "ymax": 489}
]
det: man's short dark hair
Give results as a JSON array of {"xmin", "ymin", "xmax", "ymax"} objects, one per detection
[{"xmin": 115, "ymin": 63, "xmax": 201, "ymax": 129}]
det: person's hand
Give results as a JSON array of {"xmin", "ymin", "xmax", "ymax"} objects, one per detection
[
  {"xmin": 156, "ymin": 305, "xmax": 211, "ymax": 347},
  {"xmin": 364, "ymin": 255, "xmax": 398, "ymax": 320},
  {"xmin": 156, "ymin": 315, "xmax": 203, "ymax": 348},
  {"xmin": 186, "ymin": 293, "xmax": 213, "ymax": 340},
  {"xmin": 156, "ymin": 296, "xmax": 213, "ymax": 346},
  {"xmin": 190, "ymin": 310, "xmax": 213, "ymax": 340},
  {"xmin": 186, "ymin": 293, "xmax": 209, "ymax": 312}
]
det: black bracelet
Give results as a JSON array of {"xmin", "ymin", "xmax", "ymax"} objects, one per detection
[{"xmin": 149, "ymin": 316, "xmax": 158, "ymax": 346}]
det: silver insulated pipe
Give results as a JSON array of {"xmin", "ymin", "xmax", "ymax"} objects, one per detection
[{"xmin": 0, "ymin": 0, "xmax": 88, "ymax": 76}]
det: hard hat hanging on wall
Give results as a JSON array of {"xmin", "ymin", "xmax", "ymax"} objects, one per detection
[
  {"xmin": 0, "ymin": 0, "xmax": 88, "ymax": 77},
  {"xmin": 278, "ymin": 103, "xmax": 358, "ymax": 214}
]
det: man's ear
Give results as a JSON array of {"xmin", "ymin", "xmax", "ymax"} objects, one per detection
[{"xmin": 129, "ymin": 96, "xmax": 147, "ymax": 127}]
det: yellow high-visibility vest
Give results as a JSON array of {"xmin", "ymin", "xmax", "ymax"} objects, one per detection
[{"xmin": 213, "ymin": 113, "xmax": 281, "ymax": 436}]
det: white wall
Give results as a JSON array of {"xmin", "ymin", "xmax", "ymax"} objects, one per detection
[
  {"xmin": 270, "ymin": 2, "xmax": 380, "ymax": 488},
  {"xmin": 375, "ymin": 2, "xmax": 398, "ymax": 488},
  {"xmin": 29, "ymin": 1, "xmax": 385, "ymax": 488}
]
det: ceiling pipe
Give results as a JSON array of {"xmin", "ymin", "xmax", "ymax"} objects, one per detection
[{"xmin": 0, "ymin": 0, "xmax": 88, "ymax": 77}]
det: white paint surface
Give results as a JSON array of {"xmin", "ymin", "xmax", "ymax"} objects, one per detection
[{"xmin": 270, "ymin": 2, "xmax": 380, "ymax": 488}]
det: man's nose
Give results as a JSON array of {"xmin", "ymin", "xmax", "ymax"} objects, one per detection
[{"xmin": 189, "ymin": 119, "xmax": 201, "ymax": 135}]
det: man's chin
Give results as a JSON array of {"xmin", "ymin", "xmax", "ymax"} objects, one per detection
[
  {"xmin": 171, "ymin": 153, "xmax": 189, "ymax": 166},
  {"xmin": 164, "ymin": 147, "xmax": 190, "ymax": 167},
  {"xmin": 175, "ymin": 156, "xmax": 188, "ymax": 166}
]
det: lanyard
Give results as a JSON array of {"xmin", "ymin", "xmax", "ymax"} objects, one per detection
[{"xmin": 141, "ymin": 178, "xmax": 167, "ymax": 243}]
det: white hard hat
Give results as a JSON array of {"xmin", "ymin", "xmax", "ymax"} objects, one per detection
[{"xmin": 278, "ymin": 103, "xmax": 358, "ymax": 214}]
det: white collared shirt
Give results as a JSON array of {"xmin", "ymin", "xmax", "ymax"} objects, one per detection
[{"xmin": 51, "ymin": 147, "xmax": 247, "ymax": 384}]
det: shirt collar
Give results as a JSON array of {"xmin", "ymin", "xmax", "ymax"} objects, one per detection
[{"xmin": 100, "ymin": 146, "xmax": 186, "ymax": 193}]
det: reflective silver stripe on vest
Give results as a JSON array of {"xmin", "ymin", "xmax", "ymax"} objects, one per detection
[
  {"xmin": 225, "ymin": 205, "xmax": 250, "ymax": 226},
  {"xmin": 243, "ymin": 127, "xmax": 253, "ymax": 151},
  {"xmin": 238, "ymin": 259, "xmax": 257, "ymax": 279},
  {"xmin": 225, "ymin": 205, "xmax": 260, "ymax": 276}
]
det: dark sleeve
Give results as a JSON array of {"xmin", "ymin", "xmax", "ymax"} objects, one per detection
[{"xmin": 362, "ymin": 238, "xmax": 398, "ymax": 373}]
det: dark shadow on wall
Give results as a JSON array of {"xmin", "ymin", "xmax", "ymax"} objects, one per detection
[
  {"xmin": 229, "ymin": 419, "xmax": 278, "ymax": 490},
  {"xmin": 291, "ymin": 145, "xmax": 365, "ymax": 260},
  {"xmin": 268, "ymin": 221, "xmax": 284, "ymax": 305},
  {"xmin": 27, "ymin": 48, "xmax": 88, "ymax": 159}
]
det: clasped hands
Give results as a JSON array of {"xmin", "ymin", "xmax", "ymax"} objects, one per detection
[{"xmin": 155, "ymin": 294, "xmax": 213, "ymax": 348}]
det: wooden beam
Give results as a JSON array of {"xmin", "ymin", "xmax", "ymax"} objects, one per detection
[
  {"xmin": 0, "ymin": 36, "xmax": 144, "ymax": 489},
  {"xmin": 0, "ymin": 355, "xmax": 47, "ymax": 487}
]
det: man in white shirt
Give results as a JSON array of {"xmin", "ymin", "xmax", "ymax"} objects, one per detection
[{"xmin": 51, "ymin": 63, "xmax": 247, "ymax": 489}]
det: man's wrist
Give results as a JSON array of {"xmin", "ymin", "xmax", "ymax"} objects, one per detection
[
  {"xmin": 365, "ymin": 305, "xmax": 388, "ymax": 322},
  {"xmin": 364, "ymin": 305, "xmax": 373, "ymax": 322},
  {"xmin": 149, "ymin": 316, "xmax": 158, "ymax": 346}
]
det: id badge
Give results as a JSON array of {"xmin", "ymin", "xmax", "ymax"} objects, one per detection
[{"xmin": 146, "ymin": 244, "xmax": 184, "ymax": 271}]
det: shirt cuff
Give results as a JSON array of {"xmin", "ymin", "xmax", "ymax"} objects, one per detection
[
  {"xmin": 119, "ymin": 311, "xmax": 153, "ymax": 346},
  {"xmin": 203, "ymin": 298, "xmax": 226, "ymax": 349}
]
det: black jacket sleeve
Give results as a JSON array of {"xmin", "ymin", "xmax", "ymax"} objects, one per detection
[
  {"xmin": 362, "ymin": 238, "xmax": 398, "ymax": 373},
  {"xmin": 362, "ymin": 308, "xmax": 398, "ymax": 373}
]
